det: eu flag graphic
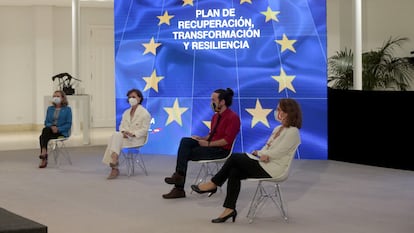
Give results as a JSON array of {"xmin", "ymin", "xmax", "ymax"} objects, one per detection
[{"xmin": 114, "ymin": 0, "xmax": 327, "ymax": 159}]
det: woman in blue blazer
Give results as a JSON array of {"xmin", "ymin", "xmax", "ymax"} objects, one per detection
[{"xmin": 38, "ymin": 90, "xmax": 72, "ymax": 168}]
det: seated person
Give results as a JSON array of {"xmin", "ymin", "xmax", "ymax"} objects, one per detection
[
  {"xmin": 102, "ymin": 88, "xmax": 151, "ymax": 179},
  {"xmin": 38, "ymin": 90, "xmax": 72, "ymax": 168},
  {"xmin": 162, "ymin": 88, "xmax": 241, "ymax": 199},
  {"xmin": 191, "ymin": 98, "xmax": 302, "ymax": 223}
]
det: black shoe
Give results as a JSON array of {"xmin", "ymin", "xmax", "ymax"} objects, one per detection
[
  {"xmin": 211, "ymin": 210, "xmax": 237, "ymax": 223},
  {"xmin": 191, "ymin": 185, "xmax": 217, "ymax": 197},
  {"xmin": 162, "ymin": 187, "xmax": 186, "ymax": 199},
  {"xmin": 164, "ymin": 172, "xmax": 185, "ymax": 185}
]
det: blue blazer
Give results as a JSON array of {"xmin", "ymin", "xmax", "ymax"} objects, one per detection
[{"xmin": 44, "ymin": 105, "xmax": 73, "ymax": 137}]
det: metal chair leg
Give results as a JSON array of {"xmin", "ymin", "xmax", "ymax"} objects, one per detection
[
  {"xmin": 49, "ymin": 139, "xmax": 71, "ymax": 167},
  {"xmin": 247, "ymin": 180, "xmax": 289, "ymax": 223},
  {"xmin": 121, "ymin": 147, "xmax": 148, "ymax": 176},
  {"xmin": 247, "ymin": 180, "xmax": 263, "ymax": 223},
  {"xmin": 136, "ymin": 153, "xmax": 148, "ymax": 176}
]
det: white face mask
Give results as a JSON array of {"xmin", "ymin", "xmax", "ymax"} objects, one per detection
[
  {"xmin": 128, "ymin": 97, "xmax": 138, "ymax": 106},
  {"xmin": 52, "ymin": 97, "xmax": 61, "ymax": 105},
  {"xmin": 274, "ymin": 110, "xmax": 283, "ymax": 122}
]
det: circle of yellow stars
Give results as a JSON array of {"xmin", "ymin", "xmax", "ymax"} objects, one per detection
[{"xmin": 137, "ymin": 2, "xmax": 299, "ymax": 128}]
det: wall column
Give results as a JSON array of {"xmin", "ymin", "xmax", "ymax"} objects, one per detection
[
  {"xmin": 353, "ymin": 0, "xmax": 363, "ymax": 90},
  {"xmin": 72, "ymin": 0, "xmax": 80, "ymax": 79}
]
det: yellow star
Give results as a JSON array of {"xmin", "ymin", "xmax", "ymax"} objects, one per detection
[
  {"xmin": 261, "ymin": 6, "xmax": 280, "ymax": 22},
  {"xmin": 157, "ymin": 11, "xmax": 175, "ymax": 26},
  {"xmin": 240, "ymin": 0, "xmax": 252, "ymax": 4},
  {"xmin": 245, "ymin": 99, "xmax": 273, "ymax": 128},
  {"xmin": 276, "ymin": 33, "xmax": 297, "ymax": 53},
  {"xmin": 142, "ymin": 37, "xmax": 161, "ymax": 55},
  {"xmin": 182, "ymin": 0, "xmax": 194, "ymax": 6},
  {"xmin": 143, "ymin": 70, "xmax": 164, "ymax": 92},
  {"xmin": 164, "ymin": 98, "xmax": 189, "ymax": 126},
  {"xmin": 202, "ymin": 120, "xmax": 211, "ymax": 130},
  {"xmin": 272, "ymin": 68, "xmax": 296, "ymax": 93}
]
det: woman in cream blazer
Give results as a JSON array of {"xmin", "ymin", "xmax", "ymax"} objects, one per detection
[{"xmin": 102, "ymin": 89, "xmax": 151, "ymax": 179}]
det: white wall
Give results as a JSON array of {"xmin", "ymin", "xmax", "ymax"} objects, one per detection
[
  {"xmin": 0, "ymin": 5, "xmax": 113, "ymax": 130},
  {"xmin": 0, "ymin": 1, "xmax": 413, "ymax": 129},
  {"xmin": 364, "ymin": 0, "xmax": 414, "ymax": 58},
  {"xmin": 0, "ymin": 7, "xmax": 36, "ymax": 128}
]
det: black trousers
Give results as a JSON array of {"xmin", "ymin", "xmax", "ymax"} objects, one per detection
[
  {"xmin": 175, "ymin": 137, "xmax": 229, "ymax": 188},
  {"xmin": 211, "ymin": 153, "xmax": 271, "ymax": 210},
  {"xmin": 39, "ymin": 127, "xmax": 63, "ymax": 152}
]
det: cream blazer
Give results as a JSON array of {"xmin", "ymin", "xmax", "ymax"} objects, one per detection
[
  {"xmin": 257, "ymin": 126, "xmax": 300, "ymax": 178},
  {"xmin": 119, "ymin": 105, "xmax": 151, "ymax": 147}
]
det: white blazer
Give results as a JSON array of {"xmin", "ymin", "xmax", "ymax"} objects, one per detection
[
  {"xmin": 257, "ymin": 126, "xmax": 301, "ymax": 178},
  {"xmin": 119, "ymin": 104, "xmax": 151, "ymax": 147}
]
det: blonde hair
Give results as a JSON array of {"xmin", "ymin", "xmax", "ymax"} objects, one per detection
[{"xmin": 53, "ymin": 90, "xmax": 69, "ymax": 106}]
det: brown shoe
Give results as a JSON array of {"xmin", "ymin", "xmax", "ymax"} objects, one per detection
[
  {"xmin": 164, "ymin": 172, "xmax": 185, "ymax": 185},
  {"xmin": 107, "ymin": 168, "xmax": 119, "ymax": 179},
  {"xmin": 162, "ymin": 187, "xmax": 186, "ymax": 199},
  {"xmin": 109, "ymin": 161, "xmax": 119, "ymax": 168},
  {"xmin": 38, "ymin": 154, "xmax": 48, "ymax": 168}
]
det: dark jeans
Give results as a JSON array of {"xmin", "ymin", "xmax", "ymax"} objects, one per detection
[
  {"xmin": 211, "ymin": 153, "xmax": 271, "ymax": 210},
  {"xmin": 175, "ymin": 137, "xmax": 229, "ymax": 188},
  {"xmin": 39, "ymin": 127, "xmax": 63, "ymax": 152}
]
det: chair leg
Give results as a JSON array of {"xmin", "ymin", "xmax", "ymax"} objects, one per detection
[
  {"xmin": 191, "ymin": 162, "xmax": 224, "ymax": 194},
  {"xmin": 136, "ymin": 153, "xmax": 148, "ymax": 176},
  {"xmin": 121, "ymin": 149, "xmax": 147, "ymax": 177},
  {"xmin": 193, "ymin": 163, "xmax": 206, "ymax": 185},
  {"xmin": 126, "ymin": 151, "xmax": 134, "ymax": 177},
  {"xmin": 119, "ymin": 150, "xmax": 133, "ymax": 177},
  {"xmin": 273, "ymin": 184, "xmax": 288, "ymax": 222},
  {"xmin": 48, "ymin": 140, "xmax": 71, "ymax": 167},
  {"xmin": 211, "ymin": 162, "xmax": 224, "ymax": 193},
  {"xmin": 247, "ymin": 181, "xmax": 265, "ymax": 223},
  {"xmin": 50, "ymin": 141, "xmax": 59, "ymax": 167},
  {"xmin": 247, "ymin": 181, "xmax": 289, "ymax": 223},
  {"xmin": 59, "ymin": 141, "xmax": 72, "ymax": 165}
]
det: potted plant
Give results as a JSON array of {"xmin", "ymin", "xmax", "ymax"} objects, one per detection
[{"xmin": 328, "ymin": 36, "xmax": 414, "ymax": 90}]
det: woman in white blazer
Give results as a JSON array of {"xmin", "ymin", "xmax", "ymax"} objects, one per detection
[
  {"xmin": 102, "ymin": 89, "xmax": 151, "ymax": 179},
  {"xmin": 191, "ymin": 98, "xmax": 302, "ymax": 223}
]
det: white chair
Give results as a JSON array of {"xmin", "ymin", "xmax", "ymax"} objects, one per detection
[
  {"xmin": 119, "ymin": 135, "xmax": 149, "ymax": 176},
  {"xmin": 191, "ymin": 140, "xmax": 236, "ymax": 186},
  {"xmin": 48, "ymin": 136, "xmax": 71, "ymax": 167},
  {"xmin": 246, "ymin": 144, "xmax": 300, "ymax": 223}
]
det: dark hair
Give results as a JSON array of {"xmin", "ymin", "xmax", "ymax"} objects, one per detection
[
  {"xmin": 214, "ymin": 88, "xmax": 234, "ymax": 107},
  {"xmin": 279, "ymin": 98, "xmax": 302, "ymax": 129},
  {"xmin": 126, "ymin": 88, "xmax": 144, "ymax": 104},
  {"xmin": 53, "ymin": 90, "xmax": 69, "ymax": 106}
]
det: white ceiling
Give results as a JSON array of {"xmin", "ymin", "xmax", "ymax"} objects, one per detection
[{"xmin": 0, "ymin": 0, "xmax": 113, "ymax": 7}]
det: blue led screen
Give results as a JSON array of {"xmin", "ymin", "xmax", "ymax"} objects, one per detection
[{"xmin": 114, "ymin": 0, "xmax": 327, "ymax": 159}]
